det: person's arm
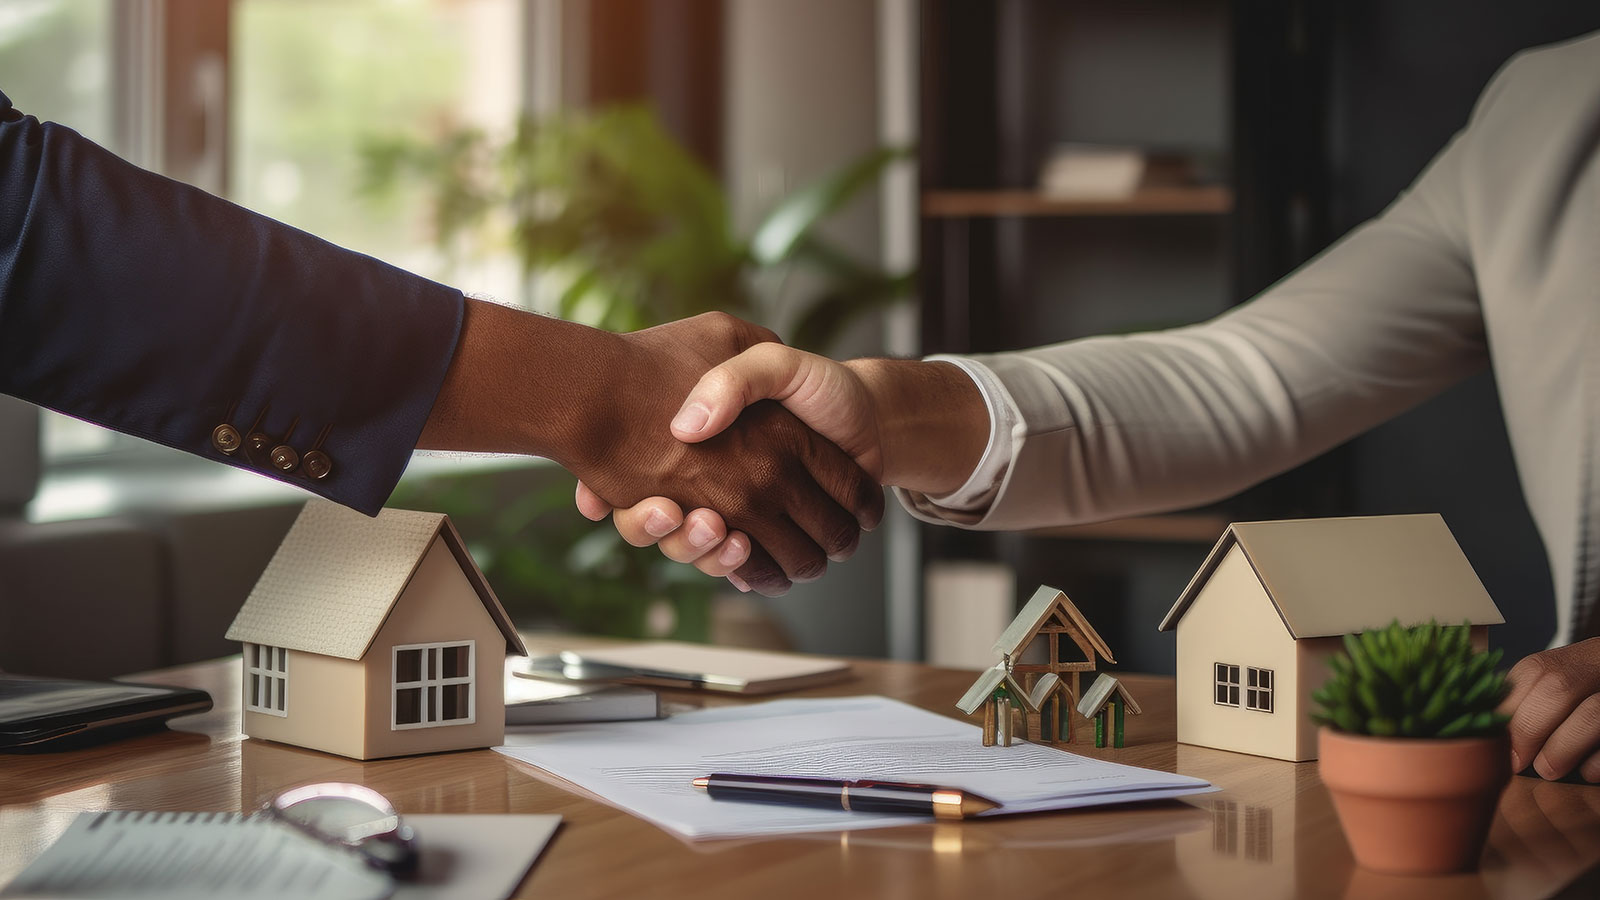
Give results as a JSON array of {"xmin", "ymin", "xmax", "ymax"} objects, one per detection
[
  {"xmin": 0, "ymin": 91, "xmax": 881, "ymax": 595},
  {"xmin": 585, "ymin": 41, "xmax": 1493, "ymax": 568},
  {"xmin": 585, "ymin": 117, "xmax": 1488, "ymax": 570},
  {"xmin": 0, "ymin": 89, "xmax": 461, "ymax": 515}
]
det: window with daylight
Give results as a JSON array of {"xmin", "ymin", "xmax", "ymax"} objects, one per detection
[
  {"xmin": 1245, "ymin": 666, "xmax": 1274, "ymax": 713},
  {"xmin": 1214, "ymin": 662, "xmax": 1240, "ymax": 707},
  {"xmin": 392, "ymin": 641, "xmax": 475, "ymax": 729},
  {"xmin": 245, "ymin": 643, "xmax": 288, "ymax": 716}
]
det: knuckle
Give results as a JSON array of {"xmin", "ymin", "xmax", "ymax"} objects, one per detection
[
  {"xmin": 1545, "ymin": 666, "xmax": 1581, "ymax": 700},
  {"xmin": 790, "ymin": 554, "xmax": 827, "ymax": 583},
  {"xmin": 821, "ymin": 517, "xmax": 861, "ymax": 561}
]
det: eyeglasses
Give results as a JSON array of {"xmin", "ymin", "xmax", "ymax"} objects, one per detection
[{"xmin": 262, "ymin": 782, "xmax": 419, "ymax": 878}]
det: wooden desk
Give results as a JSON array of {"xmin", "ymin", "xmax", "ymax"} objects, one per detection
[{"xmin": 4, "ymin": 649, "xmax": 1600, "ymax": 900}]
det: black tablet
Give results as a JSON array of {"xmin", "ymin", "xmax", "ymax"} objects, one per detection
[{"xmin": 0, "ymin": 673, "xmax": 213, "ymax": 752}]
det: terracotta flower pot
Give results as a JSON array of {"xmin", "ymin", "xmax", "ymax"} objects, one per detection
[{"xmin": 1319, "ymin": 726, "xmax": 1510, "ymax": 875}]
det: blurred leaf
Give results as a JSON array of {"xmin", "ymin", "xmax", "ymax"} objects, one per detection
[
  {"xmin": 749, "ymin": 146, "xmax": 912, "ymax": 266},
  {"xmin": 789, "ymin": 270, "xmax": 915, "ymax": 352}
]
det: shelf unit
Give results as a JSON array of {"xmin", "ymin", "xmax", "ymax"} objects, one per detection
[
  {"xmin": 922, "ymin": 186, "xmax": 1233, "ymax": 218},
  {"xmin": 914, "ymin": 0, "xmax": 1243, "ymax": 673}
]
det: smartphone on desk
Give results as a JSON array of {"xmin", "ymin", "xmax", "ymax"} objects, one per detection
[{"xmin": 0, "ymin": 673, "xmax": 212, "ymax": 752}]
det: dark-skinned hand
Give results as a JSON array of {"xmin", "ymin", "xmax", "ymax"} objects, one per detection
[
  {"xmin": 1501, "ymin": 637, "xmax": 1600, "ymax": 781},
  {"xmin": 422, "ymin": 304, "xmax": 884, "ymax": 596}
]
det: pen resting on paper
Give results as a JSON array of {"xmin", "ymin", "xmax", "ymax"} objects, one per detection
[{"xmin": 692, "ymin": 773, "xmax": 1001, "ymax": 819}]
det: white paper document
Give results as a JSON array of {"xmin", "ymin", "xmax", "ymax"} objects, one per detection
[
  {"xmin": 495, "ymin": 695, "xmax": 1214, "ymax": 840},
  {"xmin": 0, "ymin": 812, "xmax": 560, "ymax": 900}
]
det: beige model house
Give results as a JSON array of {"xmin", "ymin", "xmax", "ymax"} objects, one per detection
[
  {"xmin": 225, "ymin": 500, "xmax": 528, "ymax": 760},
  {"xmin": 1158, "ymin": 514, "xmax": 1503, "ymax": 762}
]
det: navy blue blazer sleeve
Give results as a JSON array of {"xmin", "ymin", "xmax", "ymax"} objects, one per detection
[{"xmin": 0, "ymin": 89, "xmax": 465, "ymax": 515}]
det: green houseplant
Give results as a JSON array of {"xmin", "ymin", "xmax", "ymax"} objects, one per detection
[
  {"xmin": 360, "ymin": 105, "xmax": 913, "ymax": 347},
  {"xmin": 360, "ymin": 106, "xmax": 912, "ymax": 640},
  {"xmin": 1312, "ymin": 620, "xmax": 1511, "ymax": 874}
]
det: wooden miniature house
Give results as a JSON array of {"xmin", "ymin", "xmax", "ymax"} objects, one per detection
[
  {"xmin": 1077, "ymin": 673, "xmax": 1142, "ymax": 749},
  {"xmin": 956, "ymin": 662, "xmax": 1038, "ymax": 747},
  {"xmin": 1026, "ymin": 673, "xmax": 1074, "ymax": 744},
  {"xmin": 225, "ymin": 500, "xmax": 528, "ymax": 760},
  {"xmin": 996, "ymin": 586, "xmax": 1115, "ymax": 743},
  {"xmin": 1157, "ymin": 514, "xmax": 1503, "ymax": 762}
]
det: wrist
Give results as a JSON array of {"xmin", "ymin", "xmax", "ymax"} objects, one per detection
[
  {"xmin": 419, "ymin": 298, "xmax": 624, "ymax": 464},
  {"xmin": 843, "ymin": 357, "xmax": 988, "ymax": 494}
]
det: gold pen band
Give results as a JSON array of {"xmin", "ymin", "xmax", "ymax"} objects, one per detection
[{"xmin": 840, "ymin": 784, "xmax": 851, "ymax": 811}]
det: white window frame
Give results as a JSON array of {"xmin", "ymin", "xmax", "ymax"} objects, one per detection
[
  {"xmin": 1214, "ymin": 662, "xmax": 1240, "ymax": 708},
  {"xmin": 391, "ymin": 640, "xmax": 476, "ymax": 730},
  {"xmin": 244, "ymin": 643, "xmax": 288, "ymax": 716},
  {"xmin": 1245, "ymin": 666, "xmax": 1275, "ymax": 713}
]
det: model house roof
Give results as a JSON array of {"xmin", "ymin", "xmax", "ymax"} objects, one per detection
[
  {"xmin": 1157, "ymin": 513, "xmax": 1504, "ymax": 637},
  {"xmin": 1076, "ymin": 673, "xmax": 1142, "ymax": 718},
  {"xmin": 994, "ymin": 585, "xmax": 1115, "ymax": 663},
  {"xmin": 226, "ymin": 501, "xmax": 527, "ymax": 661},
  {"xmin": 956, "ymin": 663, "xmax": 1040, "ymax": 716},
  {"xmin": 1026, "ymin": 672, "xmax": 1072, "ymax": 710}
]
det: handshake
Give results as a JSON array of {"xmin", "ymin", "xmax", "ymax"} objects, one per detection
[{"xmin": 419, "ymin": 300, "xmax": 989, "ymax": 597}]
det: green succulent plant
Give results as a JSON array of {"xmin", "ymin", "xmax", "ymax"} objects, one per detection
[{"xmin": 1311, "ymin": 619, "xmax": 1510, "ymax": 739}]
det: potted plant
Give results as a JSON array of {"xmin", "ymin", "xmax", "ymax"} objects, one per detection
[{"xmin": 1312, "ymin": 619, "xmax": 1512, "ymax": 874}]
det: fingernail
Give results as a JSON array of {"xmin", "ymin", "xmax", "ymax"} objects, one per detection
[
  {"xmin": 672, "ymin": 403, "xmax": 710, "ymax": 434},
  {"xmin": 644, "ymin": 510, "xmax": 675, "ymax": 538},
  {"xmin": 1511, "ymin": 751, "xmax": 1522, "ymax": 772},
  {"xmin": 688, "ymin": 521, "xmax": 716, "ymax": 548},
  {"xmin": 719, "ymin": 538, "xmax": 747, "ymax": 567},
  {"xmin": 727, "ymin": 573, "xmax": 750, "ymax": 592},
  {"xmin": 1534, "ymin": 754, "xmax": 1554, "ymax": 779}
]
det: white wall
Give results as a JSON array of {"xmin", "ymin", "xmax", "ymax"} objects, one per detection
[{"xmin": 723, "ymin": 0, "xmax": 889, "ymax": 656}]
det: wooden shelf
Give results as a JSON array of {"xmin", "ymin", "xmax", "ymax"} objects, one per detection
[
  {"xmin": 1026, "ymin": 513, "xmax": 1230, "ymax": 544},
  {"xmin": 922, "ymin": 185, "xmax": 1233, "ymax": 218}
]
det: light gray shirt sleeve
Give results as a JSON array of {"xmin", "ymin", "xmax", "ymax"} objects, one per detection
[{"xmin": 898, "ymin": 107, "xmax": 1488, "ymax": 532}]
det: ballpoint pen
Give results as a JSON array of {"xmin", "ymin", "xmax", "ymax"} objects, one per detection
[{"xmin": 691, "ymin": 773, "xmax": 1001, "ymax": 819}]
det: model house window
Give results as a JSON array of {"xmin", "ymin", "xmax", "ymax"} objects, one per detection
[
  {"xmin": 245, "ymin": 643, "xmax": 288, "ymax": 716},
  {"xmin": 392, "ymin": 641, "xmax": 476, "ymax": 729},
  {"xmin": 1214, "ymin": 663, "xmax": 1240, "ymax": 707},
  {"xmin": 1246, "ymin": 667, "xmax": 1275, "ymax": 713}
]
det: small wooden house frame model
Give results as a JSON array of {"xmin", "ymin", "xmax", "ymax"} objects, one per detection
[
  {"xmin": 1158, "ymin": 514, "xmax": 1503, "ymax": 762},
  {"xmin": 1077, "ymin": 673, "xmax": 1142, "ymax": 748},
  {"xmin": 956, "ymin": 662, "xmax": 1037, "ymax": 746},
  {"xmin": 955, "ymin": 586, "xmax": 1115, "ymax": 745},
  {"xmin": 226, "ymin": 500, "xmax": 528, "ymax": 760}
]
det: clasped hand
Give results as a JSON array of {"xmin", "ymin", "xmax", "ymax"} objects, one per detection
[{"xmin": 565, "ymin": 313, "xmax": 883, "ymax": 597}]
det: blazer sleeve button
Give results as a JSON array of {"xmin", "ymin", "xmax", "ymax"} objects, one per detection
[
  {"xmin": 302, "ymin": 450, "xmax": 333, "ymax": 480},
  {"xmin": 270, "ymin": 445, "xmax": 300, "ymax": 472},
  {"xmin": 212, "ymin": 424, "xmax": 242, "ymax": 455}
]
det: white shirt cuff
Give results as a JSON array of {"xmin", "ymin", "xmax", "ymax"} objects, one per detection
[{"xmin": 920, "ymin": 355, "xmax": 1020, "ymax": 512}]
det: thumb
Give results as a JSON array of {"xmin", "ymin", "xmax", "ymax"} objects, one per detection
[{"xmin": 671, "ymin": 343, "xmax": 815, "ymax": 443}]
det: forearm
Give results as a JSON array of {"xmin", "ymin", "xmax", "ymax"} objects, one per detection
[
  {"xmin": 417, "ymin": 298, "xmax": 623, "ymax": 466},
  {"xmin": 844, "ymin": 357, "xmax": 988, "ymax": 495}
]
